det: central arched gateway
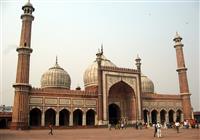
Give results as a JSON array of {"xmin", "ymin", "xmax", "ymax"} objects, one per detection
[
  {"xmin": 109, "ymin": 104, "xmax": 121, "ymax": 124},
  {"xmin": 108, "ymin": 81, "xmax": 135, "ymax": 123}
]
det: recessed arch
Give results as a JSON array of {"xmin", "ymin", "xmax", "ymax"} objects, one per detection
[
  {"xmin": 109, "ymin": 103, "xmax": 121, "ymax": 125},
  {"xmin": 109, "ymin": 80, "xmax": 135, "ymax": 97},
  {"xmin": 151, "ymin": 109, "xmax": 158, "ymax": 124},
  {"xmin": 168, "ymin": 109, "xmax": 175, "ymax": 123},
  {"xmin": 160, "ymin": 109, "xmax": 167, "ymax": 124},
  {"xmin": 59, "ymin": 109, "xmax": 70, "ymax": 126},
  {"xmin": 73, "ymin": 109, "xmax": 83, "ymax": 126},
  {"xmin": 29, "ymin": 108, "xmax": 41, "ymax": 127},
  {"xmin": 109, "ymin": 81, "xmax": 135, "ymax": 121},
  {"xmin": 176, "ymin": 109, "xmax": 182, "ymax": 122},
  {"xmin": 86, "ymin": 109, "xmax": 95, "ymax": 126},
  {"xmin": 45, "ymin": 108, "xmax": 56, "ymax": 126},
  {"xmin": 143, "ymin": 109, "xmax": 149, "ymax": 123}
]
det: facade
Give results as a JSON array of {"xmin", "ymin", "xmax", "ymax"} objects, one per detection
[{"xmin": 10, "ymin": 2, "xmax": 193, "ymax": 130}]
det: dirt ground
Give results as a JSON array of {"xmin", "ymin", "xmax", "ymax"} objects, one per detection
[{"xmin": 0, "ymin": 127, "xmax": 199, "ymax": 140}]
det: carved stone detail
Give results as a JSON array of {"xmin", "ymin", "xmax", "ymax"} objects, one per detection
[
  {"xmin": 30, "ymin": 97, "xmax": 42, "ymax": 104},
  {"xmin": 45, "ymin": 98, "xmax": 57, "ymax": 105},
  {"xmin": 59, "ymin": 98, "xmax": 71, "ymax": 105},
  {"xmin": 142, "ymin": 100, "xmax": 182, "ymax": 111},
  {"xmin": 85, "ymin": 100, "xmax": 96, "ymax": 106},
  {"xmin": 72, "ymin": 99, "xmax": 84, "ymax": 105}
]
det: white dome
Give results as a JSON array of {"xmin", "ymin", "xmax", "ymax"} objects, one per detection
[
  {"xmin": 41, "ymin": 60, "xmax": 71, "ymax": 89},
  {"xmin": 141, "ymin": 75, "xmax": 154, "ymax": 93},
  {"xmin": 83, "ymin": 54, "xmax": 116, "ymax": 88}
]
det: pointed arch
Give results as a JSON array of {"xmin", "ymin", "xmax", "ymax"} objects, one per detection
[
  {"xmin": 160, "ymin": 109, "xmax": 167, "ymax": 124},
  {"xmin": 86, "ymin": 109, "xmax": 96, "ymax": 126},
  {"xmin": 109, "ymin": 103, "xmax": 121, "ymax": 125},
  {"xmin": 73, "ymin": 109, "xmax": 83, "ymax": 126},
  {"xmin": 143, "ymin": 109, "xmax": 149, "ymax": 123},
  {"xmin": 109, "ymin": 80, "xmax": 136, "ymax": 121},
  {"xmin": 45, "ymin": 108, "xmax": 56, "ymax": 126},
  {"xmin": 151, "ymin": 109, "xmax": 158, "ymax": 124},
  {"xmin": 59, "ymin": 109, "xmax": 70, "ymax": 126},
  {"xmin": 29, "ymin": 108, "xmax": 42, "ymax": 126},
  {"xmin": 109, "ymin": 80, "xmax": 135, "ymax": 97},
  {"xmin": 168, "ymin": 109, "xmax": 175, "ymax": 123},
  {"xmin": 176, "ymin": 109, "xmax": 182, "ymax": 122}
]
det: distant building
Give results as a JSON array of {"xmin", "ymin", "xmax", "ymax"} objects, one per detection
[
  {"xmin": 0, "ymin": 105, "xmax": 12, "ymax": 128},
  {"xmin": 10, "ymin": 1, "xmax": 193, "ymax": 130}
]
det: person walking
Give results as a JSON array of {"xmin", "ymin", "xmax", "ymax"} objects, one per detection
[
  {"xmin": 108, "ymin": 123, "xmax": 112, "ymax": 130},
  {"xmin": 156, "ymin": 122, "xmax": 162, "ymax": 138},
  {"xmin": 48, "ymin": 124, "xmax": 53, "ymax": 135},
  {"xmin": 153, "ymin": 123, "xmax": 157, "ymax": 137},
  {"xmin": 175, "ymin": 121, "xmax": 180, "ymax": 133}
]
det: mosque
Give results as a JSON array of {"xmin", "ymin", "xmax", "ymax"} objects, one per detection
[{"xmin": 10, "ymin": 1, "xmax": 193, "ymax": 129}]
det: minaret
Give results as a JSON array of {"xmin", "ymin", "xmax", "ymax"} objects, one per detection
[
  {"xmin": 11, "ymin": 1, "xmax": 34, "ymax": 130},
  {"xmin": 135, "ymin": 55, "xmax": 142, "ymax": 121},
  {"xmin": 96, "ymin": 46, "xmax": 103, "ymax": 125},
  {"xmin": 173, "ymin": 32, "xmax": 192, "ymax": 120}
]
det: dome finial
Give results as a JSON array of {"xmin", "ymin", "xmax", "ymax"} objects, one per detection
[
  {"xmin": 101, "ymin": 43, "xmax": 103, "ymax": 54},
  {"xmin": 56, "ymin": 56, "xmax": 58, "ymax": 65},
  {"xmin": 173, "ymin": 31, "xmax": 182, "ymax": 42},
  {"xmin": 136, "ymin": 54, "xmax": 140, "ymax": 60},
  {"xmin": 176, "ymin": 31, "xmax": 179, "ymax": 36}
]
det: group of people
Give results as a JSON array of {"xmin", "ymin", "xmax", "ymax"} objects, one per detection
[
  {"xmin": 108, "ymin": 118, "xmax": 128, "ymax": 130},
  {"xmin": 153, "ymin": 120, "xmax": 182, "ymax": 138},
  {"xmin": 48, "ymin": 119, "xmax": 199, "ymax": 136}
]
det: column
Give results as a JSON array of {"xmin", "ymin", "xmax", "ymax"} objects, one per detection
[
  {"xmin": 131, "ymin": 98, "xmax": 136, "ymax": 121},
  {"xmin": 95, "ymin": 113, "xmax": 98, "ymax": 125},
  {"xmin": 82, "ymin": 112, "xmax": 86, "ymax": 126},
  {"xmin": 165, "ymin": 113, "xmax": 168, "ymax": 123},
  {"xmin": 149, "ymin": 112, "xmax": 152, "ymax": 124},
  {"xmin": 41, "ymin": 111, "xmax": 45, "ymax": 126},
  {"xmin": 173, "ymin": 112, "xmax": 176, "ymax": 122},
  {"xmin": 69, "ymin": 112, "xmax": 73, "ymax": 126},
  {"xmin": 56, "ymin": 112, "xmax": 59, "ymax": 126},
  {"xmin": 157, "ymin": 112, "xmax": 160, "ymax": 123},
  {"xmin": 181, "ymin": 113, "xmax": 184, "ymax": 122},
  {"xmin": 147, "ymin": 112, "xmax": 150, "ymax": 127}
]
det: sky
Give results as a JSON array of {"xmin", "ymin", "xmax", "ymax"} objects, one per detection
[{"xmin": 0, "ymin": 0, "xmax": 199, "ymax": 111}]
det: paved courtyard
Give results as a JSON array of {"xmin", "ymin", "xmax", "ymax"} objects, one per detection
[{"xmin": 0, "ymin": 128, "xmax": 199, "ymax": 140}]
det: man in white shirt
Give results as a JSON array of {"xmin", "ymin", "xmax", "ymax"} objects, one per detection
[
  {"xmin": 156, "ymin": 122, "xmax": 162, "ymax": 138},
  {"xmin": 175, "ymin": 121, "xmax": 180, "ymax": 133}
]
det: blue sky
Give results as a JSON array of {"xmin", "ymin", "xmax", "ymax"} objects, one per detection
[{"xmin": 1, "ymin": 0, "xmax": 199, "ymax": 111}]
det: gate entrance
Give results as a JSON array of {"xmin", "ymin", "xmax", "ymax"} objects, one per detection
[{"xmin": 109, "ymin": 104, "xmax": 121, "ymax": 125}]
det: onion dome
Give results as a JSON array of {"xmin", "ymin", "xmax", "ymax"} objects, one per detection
[
  {"xmin": 41, "ymin": 57, "xmax": 71, "ymax": 89},
  {"xmin": 83, "ymin": 54, "xmax": 116, "ymax": 88},
  {"xmin": 141, "ymin": 74, "xmax": 154, "ymax": 93}
]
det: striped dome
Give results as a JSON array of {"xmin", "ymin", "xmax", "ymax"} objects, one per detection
[
  {"xmin": 83, "ymin": 54, "xmax": 116, "ymax": 88},
  {"xmin": 41, "ymin": 59, "xmax": 71, "ymax": 89},
  {"xmin": 141, "ymin": 74, "xmax": 154, "ymax": 93}
]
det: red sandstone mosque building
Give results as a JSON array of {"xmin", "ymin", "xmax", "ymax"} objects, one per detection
[{"xmin": 9, "ymin": 1, "xmax": 193, "ymax": 129}]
